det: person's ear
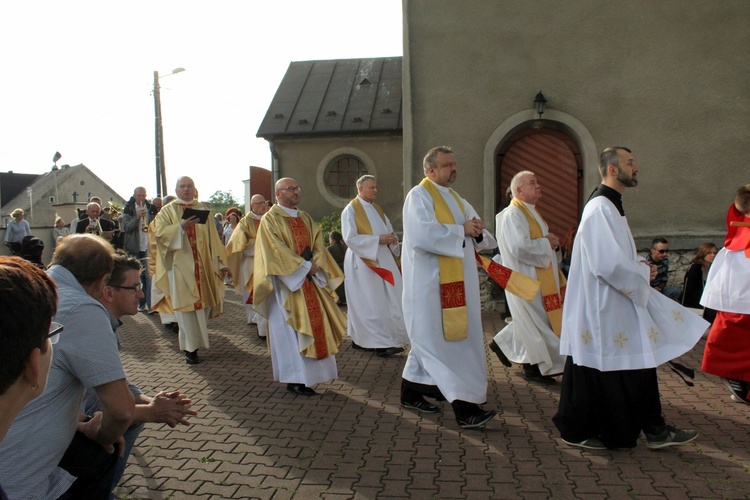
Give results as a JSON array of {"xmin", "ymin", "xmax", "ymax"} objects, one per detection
[{"xmin": 23, "ymin": 347, "xmax": 43, "ymax": 391}]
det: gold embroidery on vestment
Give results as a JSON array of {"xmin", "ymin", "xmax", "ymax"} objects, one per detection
[{"xmin": 613, "ymin": 332, "xmax": 629, "ymax": 348}]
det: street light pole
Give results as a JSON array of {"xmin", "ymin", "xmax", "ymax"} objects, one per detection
[
  {"xmin": 152, "ymin": 67, "xmax": 185, "ymax": 198},
  {"xmin": 153, "ymin": 71, "xmax": 164, "ymax": 197}
]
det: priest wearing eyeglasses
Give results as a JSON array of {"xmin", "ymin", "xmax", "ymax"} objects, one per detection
[{"xmin": 253, "ymin": 178, "xmax": 347, "ymax": 396}]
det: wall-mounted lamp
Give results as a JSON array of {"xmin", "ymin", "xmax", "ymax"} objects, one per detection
[{"xmin": 534, "ymin": 91, "xmax": 547, "ymax": 119}]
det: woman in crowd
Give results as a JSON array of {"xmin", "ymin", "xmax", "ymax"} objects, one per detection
[
  {"xmin": 0, "ymin": 257, "xmax": 58, "ymax": 498},
  {"xmin": 327, "ymin": 230, "xmax": 347, "ymax": 306},
  {"xmin": 223, "ymin": 212, "xmax": 239, "ymax": 245},
  {"xmin": 682, "ymin": 242, "xmax": 718, "ymax": 323},
  {"xmin": 52, "ymin": 216, "xmax": 70, "ymax": 247},
  {"xmin": 4, "ymin": 209, "xmax": 31, "ymax": 255}
]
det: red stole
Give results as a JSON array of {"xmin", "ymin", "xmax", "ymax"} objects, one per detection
[{"xmin": 285, "ymin": 216, "xmax": 328, "ymax": 360}]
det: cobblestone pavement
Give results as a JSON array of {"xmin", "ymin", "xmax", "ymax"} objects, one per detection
[{"xmin": 114, "ymin": 290, "xmax": 750, "ymax": 499}]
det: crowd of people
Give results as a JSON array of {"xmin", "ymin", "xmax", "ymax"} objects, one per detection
[{"xmin": 0, "ymin": 148, "xmax": 747, "ymax": 497}]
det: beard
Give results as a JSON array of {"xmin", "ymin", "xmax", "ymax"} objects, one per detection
[{"xmin": 616, "ymin": 168, "xmax": 638, "ymax": 187}]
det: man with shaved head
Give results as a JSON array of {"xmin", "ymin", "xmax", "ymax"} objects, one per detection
[
  {"xmin": 226, "ymin": 193, "xmax": 270, "ymax": 337},
  {"xmin": 153, "ymin": 177, "xmax": 231, "ymax": 365},
  {"xmin": 254, "ymin": 178, "xmax": 346, "ymax": 395}
]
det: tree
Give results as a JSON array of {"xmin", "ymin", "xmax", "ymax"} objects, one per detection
[{"xmin": 207, "ymin": 190, "xmax": 244, "ymax": 216}]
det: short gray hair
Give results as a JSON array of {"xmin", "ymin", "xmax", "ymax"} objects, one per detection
[
  {"xmin": 356, "ymin": 175, "xmax": 375, "ymax": 188},
  {"xmin": 422, "ymin": 146, "xmax": 453, "ymax": 176},
  {"xmin": 510, "ymin": 170, "xmax": 535, "ymax": 195}
]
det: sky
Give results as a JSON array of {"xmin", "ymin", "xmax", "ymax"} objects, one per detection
[{"xmin": 0, "ymin": 1, "xmax": 403, "ymax": 205}]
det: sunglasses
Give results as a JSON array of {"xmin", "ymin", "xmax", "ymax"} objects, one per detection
[
  {"xmin": 656, "ymin": 249, "xmax": 668, "ymax": 254},
  {"xmin": 49, "ymin": 321, "xmax": 63, "ymax": 345}
]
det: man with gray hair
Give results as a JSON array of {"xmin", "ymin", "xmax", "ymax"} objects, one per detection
[
  {"xmin": 490, "ymin": 170, "xmax": 566, "ymax": 384},
  {"xmin": 400, "ymin": 146, "xmax": 498, "ymax": 429},
  {"xmin": 341, "ymin": 175, "xmax": 408, "ymax": 357}
]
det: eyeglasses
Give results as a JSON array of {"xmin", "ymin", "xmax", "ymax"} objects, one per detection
[
  {"xmin": 108, "ymin": 283, "xmax": 143, "ymax": 292},
  {"xmin": 656, "ymin": 249, "xmax": 668, "ymax": 254},
  {"xmin": 49, "ymin": 321, "xmax": 63, "ymax": 345},
  {"xmin": 279, "ymin": 186, "xmax": 301, "ymax": 193}
]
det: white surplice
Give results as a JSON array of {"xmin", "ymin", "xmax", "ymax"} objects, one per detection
[
  {"xmin": 560, "ymin": 196, "xmax": 708, "ymax": 371},
  {"xmin": 492, "ymin": 202, "xmax": 566, "ymax": 376},
  {"xmin": 701, "ymin": 246, "xmax": 750, "ymax": 314},
  {"xmin": 341, "ymin": 197, "xmax": 408, "ymax": 349},
  {"xmin": 401, "ymin": 180, "xmax": 497, "ymax": 404},
  {"xmin": 264, "ymin": 205, "xmax": 337, "ymax": 386}
]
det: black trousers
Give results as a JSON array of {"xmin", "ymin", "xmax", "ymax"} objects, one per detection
[
  {"xmin": 57, "ymin": 431, "xmax": 119, "ymax": 500},
  {"xmin": 553, "ymin": 357, "xmax": 666, "ymax": 449}
]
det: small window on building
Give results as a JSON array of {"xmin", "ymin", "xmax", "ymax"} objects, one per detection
[
  {"xmin": 49, "ymin": 196, "xmax": 55, "ymax": 204},
  {"xmin": 324, "ymin": 155, "xmax": 368, "ymax": 200}
]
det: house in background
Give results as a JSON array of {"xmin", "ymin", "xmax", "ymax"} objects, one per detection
[
  {"xmin": 257, "ymin": 57, "xmax": 403, "ymax": 224},
  {"xmin": 257, "ymin": 3, "xmax": 748, "ymax": 254},
  {"xmin": 401, "ymin": 0, "xmax": 749, "ymax": 249},
  {"xmin": 1, "ymin": 164, "xmax": 125, "ymax": 261}
]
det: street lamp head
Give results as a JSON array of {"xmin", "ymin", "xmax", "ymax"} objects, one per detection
[{"xmin": 171, "ymin": 67, "xmax": 185, "ymax": 75}]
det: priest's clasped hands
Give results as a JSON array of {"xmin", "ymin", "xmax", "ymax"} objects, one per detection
[{"xmin": 463, "ymin": 217, "xmax": 485, "ymax": 238}]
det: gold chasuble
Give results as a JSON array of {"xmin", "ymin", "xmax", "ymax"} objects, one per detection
[
  {"xmin": 253, "ymin": 205, "xmax": 345, "ymax": 360},
  {"xmin": 226, "ymin": 214, "xmax": 261, "ymax": 304},
  {"xmin": 420, "ymin": 178, "xmax": 470, "ymax": 341},
  {"xmin": 153, "ymin": 200, "xmax": 227, "ymax": 317},
  {"xmin": 148, "ymin": 219, "xmax": 173, "ymax": 314},
  {"xmin": 349, "ymin": 197, "xmax": 398, "ymax": 286},
  {"xmin": 509, "ymin": 198, "xmax": 567, "ymax": 336}
]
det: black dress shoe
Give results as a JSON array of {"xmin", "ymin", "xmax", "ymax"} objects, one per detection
[
  {"xmin": 523, "ymin": 364, "xmax": 556, "ymax": 385},
  {"xmin": 489, "ymin": 341, "xmax": 513, "ymax": 367},
  {"xmin": 184, "ymin": 350, "xmax": 200, "ymax": 365},
  {"xmin": 376, "ymin": 346, "xmax": 405, "ymax": 358},
  {"xmin": 352, "ymin": 342, "xmax": 375, "ymax": 352},
  {"xmin": 286, "ymin": 383, "xmax": 317, "ymax": 396}
]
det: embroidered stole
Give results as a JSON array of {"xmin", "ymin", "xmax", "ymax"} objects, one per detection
[
  {"xmin": 285, "ymin": 216, "xmax": 329, "ymax": 360},
  {"xmin": 509, "ymin": 198, "xmax": 566, "ymax": 336},
  {"xmin": 420, "ymin": 178, "xmax": 469, "ymax": 341},
  {"xmin": 245, "ymin": 218, "xmax": 262, "ymax": 305},
  {"xmin": 350, "ymin": 197, "xmax": 397, "ymax": 286},
  {"xmin": 180, "ymin": 204, "xmax": 203, "ymax": 310},
  {"xmin": 474, "ymin": 253, "xmax": 540, "ymax": 302}
]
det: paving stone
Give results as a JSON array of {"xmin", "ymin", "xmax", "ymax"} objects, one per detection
[{"xmin": 111, "ymin": 292, "xmax": 750, "ymax": 498}]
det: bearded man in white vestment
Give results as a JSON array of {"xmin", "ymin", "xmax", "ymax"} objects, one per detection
[
  {"xmin": 226, "ymin": 194, "xmax": 269, "ymax": 338},
  {"xmin": 400, "ymin": 146, "xmax": 498, "ymax": 429},
  {"xmin": 490, "ymin": 171, "xmax": 567, "ymax": 384},
  {"xmin": 253, "ymin": 178, "xmax": 347, "ymax": 396},
  {"xmin": 341, "ymin": 175, "xmax": 408, "ymax": 358},
  {"xmin": 553, "ymin": 147, "xmax": 708, "ymax": 450}
]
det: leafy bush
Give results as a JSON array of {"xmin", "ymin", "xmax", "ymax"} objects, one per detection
[{"xmin": 318, "ymin": 212, "xmax": 341, "ymax": 243}]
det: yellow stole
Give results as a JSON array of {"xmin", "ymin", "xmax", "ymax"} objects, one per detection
[
  {"xmin": 350, "ymin": 197, "xmax": 398, "ymax": 286},
  {"xmin": 420, "ymin": 178, "xmax": 469, "ymax": 341},
  {"xmin": 509, "ymin": 198, "xmax": 567, "ymax": 336}
]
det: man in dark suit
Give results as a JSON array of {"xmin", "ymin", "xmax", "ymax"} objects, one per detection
[{"xmin": 75, "ymin": 202, "xmax": 116, "ymax": 242}]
